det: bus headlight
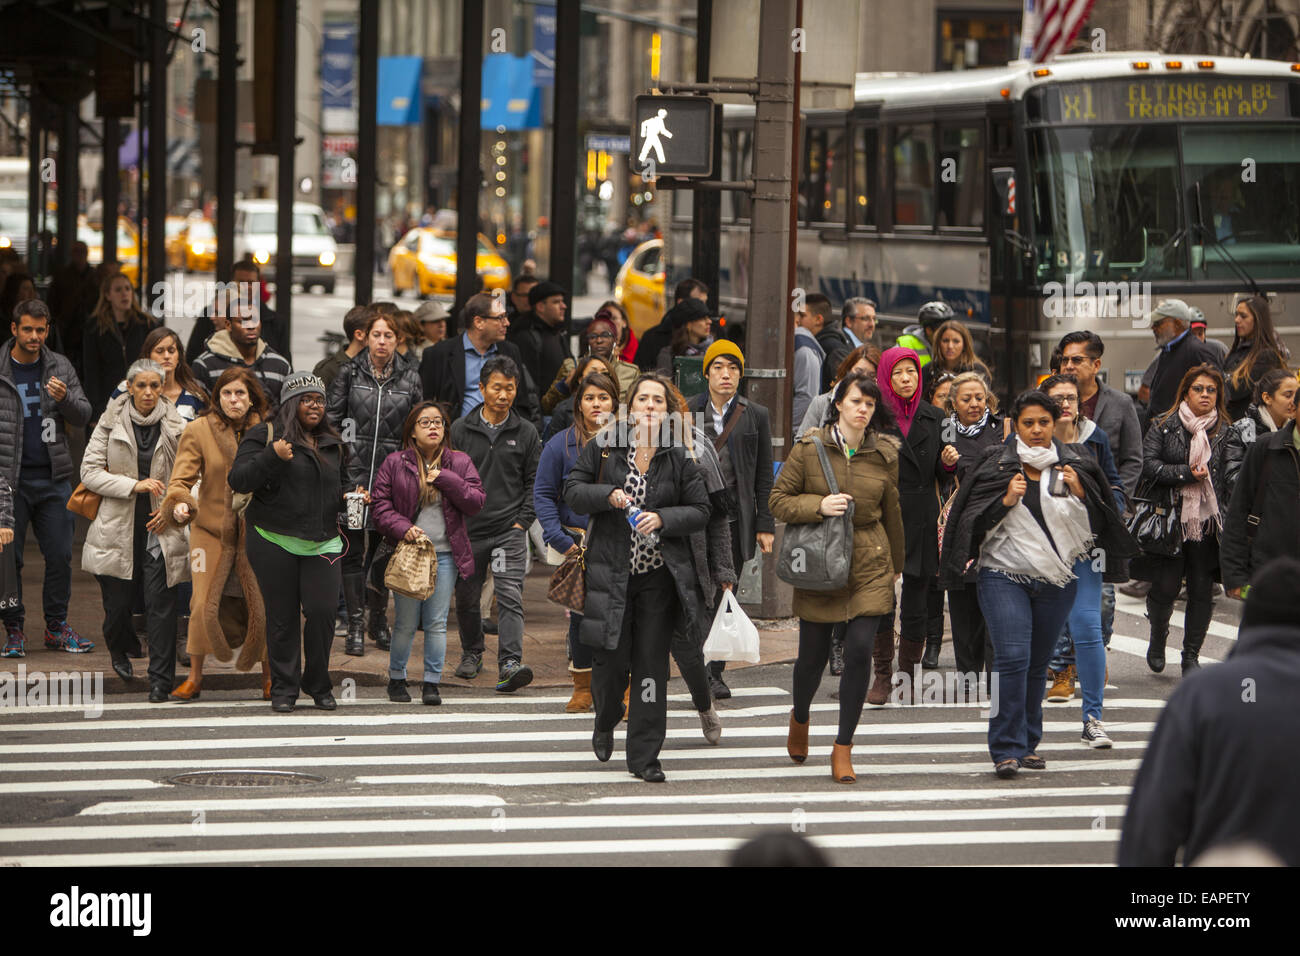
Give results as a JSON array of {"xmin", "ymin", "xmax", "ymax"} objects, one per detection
[{"xmin": 318, "ymin": 250, "xmax": 336, "ymax": 267}]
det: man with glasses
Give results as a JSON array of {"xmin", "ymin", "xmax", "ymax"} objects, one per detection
[
  {"xmin": 1057, "ymin": 331, "xmax": 1143, "ymax": 502},
  {"xmin": 418, "ymin": 291, "xmax": 538, "ymax": 426}
]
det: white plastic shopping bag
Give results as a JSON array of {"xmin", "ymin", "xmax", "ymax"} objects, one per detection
[{"xmin": 703, "ymin": 590, "xmax": 761, "ymax": 664}]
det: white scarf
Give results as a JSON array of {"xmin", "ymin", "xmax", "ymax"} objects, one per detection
[{"xmin": 979, "ymin": 438, "xmax": 1094, "ymax": 586}]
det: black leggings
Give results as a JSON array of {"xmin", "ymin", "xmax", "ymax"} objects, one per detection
[
  {"xmin": 246, "ymin": 528, "xmax": 343, "ymax": 702},
  {"xmin": 793, "ymin": 615, "xmax": 880, "ymax": 746}
]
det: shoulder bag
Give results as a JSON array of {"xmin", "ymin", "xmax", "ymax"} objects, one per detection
[
  {"xmin": 1125, "ymin": 473, "xmax": 1182, "ymax": 558},
  {"xmin": 776, "ymin": 435, "xmax": 855, "ymax": 591},
  {"xmin": 547, "ymin": 447, "xmax": 608, "ymax": 613}
]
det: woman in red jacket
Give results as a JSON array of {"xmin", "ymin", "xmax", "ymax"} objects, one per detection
[{"xmin": 371, "ymin": 402, "xmax": 486, "ymax": 705}]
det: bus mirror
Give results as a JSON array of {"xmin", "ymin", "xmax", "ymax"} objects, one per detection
[{"xmin": 992, "ymin": 167, "xmax": 1016, "ymax": 218}]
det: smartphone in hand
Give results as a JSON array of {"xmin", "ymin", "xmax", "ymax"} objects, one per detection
[{"xmin": 1048, "ymin": 466, "xmax": 1069, "ymax": 497}]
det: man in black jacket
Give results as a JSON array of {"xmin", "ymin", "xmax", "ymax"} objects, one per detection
[
  {"xmin": 1221, "ymin": 420, "xmax": 1300, "ymax": 596},
  {"xmin": 0, "ymin": 301, "xmax": 94, "ymax": 658},
  {"xmin": 687, "ymin": 340, "xmax": 775, "ymax": 698},
  {"xmin": 419, "ymin": 292, "xmax": 539, "ymax": 428},
  {"xmin": 1144, "ymin": 299, "xmax": 1223, "ymax": 429},
  {"xmin": 1119, "ymin": 557, "xmax": 1300, "ymax": 866},
  {"xmin": 185, "ymin": 260, "xmax": 293, "ymax": 367},
  {"xmin": 811, "ymin": 293, "xmax": 851, "ymax": 392},
  {"xmin": 634, "ymin": 278, "xmax": 708, "ymax": 371},
  {"xmin": 448, "ymin": 356, "xmax": 541, "ymax": 694},
  {"xmin": 506, "ymin": 279, "xmax": 570, "ymax": 397}
]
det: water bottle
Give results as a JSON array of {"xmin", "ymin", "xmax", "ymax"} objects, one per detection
[{"xmin": 625, "ymin": 504, "xmax": 661, "ymax": 547}]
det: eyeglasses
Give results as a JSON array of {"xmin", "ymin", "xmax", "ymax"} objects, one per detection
[
  {"xmin": 416, "ymin": 418, "xmax": 445, "ymax": 429},
  {"xmin": 1060, "ymin": 355, "xmax": 1092, "ymax": 366},
  {"xmin": 480, "ymin": 313, "xmax": 509, "ymax": 323},
  {"xmin": 300, "ymin": 396, "xmax": 325, "ymax": 408},
  {"xmin": 588, "ymin": 331, "xmax": 615, "ymax": 340}
]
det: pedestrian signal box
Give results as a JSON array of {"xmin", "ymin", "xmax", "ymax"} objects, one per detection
[{"xmin": 631, "ymin": 94, "xmax": 715, "ymax": 179}]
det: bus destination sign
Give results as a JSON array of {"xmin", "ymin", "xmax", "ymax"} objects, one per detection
[{"xmin": 1035, "ymin": 77, "xmax": 1291, "ymax": 123}]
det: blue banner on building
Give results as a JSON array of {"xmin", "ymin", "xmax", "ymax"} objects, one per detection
[
  {"xmin": 532, "ymin": 4, "xmax": 556, "ymax": 87},
  {"xmin": 321, "ymin": 21, "xmax": 357, "ymax": 133}
]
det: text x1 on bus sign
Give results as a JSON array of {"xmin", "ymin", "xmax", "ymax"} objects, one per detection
[{"xmin": 631, "ymin": 95, "xmax": 714, "ymax": 178}]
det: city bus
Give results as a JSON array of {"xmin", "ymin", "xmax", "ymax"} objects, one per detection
[{"xmin": 666, "ymin": 52, "xmax": 1300, "ymax": 397}]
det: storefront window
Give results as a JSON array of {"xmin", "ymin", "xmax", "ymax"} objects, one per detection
[{"xmin": 937, "ymin": 12, "xmax": 1019, "ymax": 71}]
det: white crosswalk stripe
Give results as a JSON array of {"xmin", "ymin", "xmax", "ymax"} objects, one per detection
[{"xmin": 0, "ymin": 673, "xmax": 1165, "ymax": 867}]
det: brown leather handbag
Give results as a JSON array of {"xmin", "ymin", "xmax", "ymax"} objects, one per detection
[
  {"xmin": 546, "ymin": 448, "xmax": 608, "ymax": 614},
  {"xmin": 547, "ymin": 542, "xmax": 586, "ymax": 613},
  {"xmin": 66, "ymin": 483, "xmax": 102, "ymax": 521}
]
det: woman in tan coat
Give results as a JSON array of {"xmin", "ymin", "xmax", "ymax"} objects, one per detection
[
  {"xmin": 770, "ymin": 372, "xmax": 905, "ymax": 783},
  {"xmin": 161, "ymin": 366, "xmax": 270, "ymax": 700},
  {"xmin": 81, "ymin": 360, "xmax": 189, "ymax": 701}
]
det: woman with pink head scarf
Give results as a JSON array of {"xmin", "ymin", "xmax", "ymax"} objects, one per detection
[{"xmin": 865, "ymin": 346, "xmax": 959, "ymax": 705}]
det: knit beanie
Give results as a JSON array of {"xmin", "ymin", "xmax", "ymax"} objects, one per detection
[
  {"xmin": 281, "ymin": 372, "xmax": 327, "ymax": 405},
  {"xmin": 703, "ymin": 339, "xmax": 745, "ymax": 376}
]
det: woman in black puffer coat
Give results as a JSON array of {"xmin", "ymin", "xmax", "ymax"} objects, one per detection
[
  {"xmin": 326, "ymin": 311, "xmax": 423, "ymax": 656},
  {"xmin": 564, "ymin": 373, "xmax": 711, "ymax": 783},
  {"xmin": 1131, "ymin": 364, "xmax": 1242, "ymax": 676}
]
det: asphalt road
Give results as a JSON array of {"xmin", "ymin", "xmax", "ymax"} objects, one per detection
[{"xmin": 0, "ymin": 591, "xmax": 1244, "ymax": 867}]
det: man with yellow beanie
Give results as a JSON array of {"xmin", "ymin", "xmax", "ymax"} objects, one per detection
[{"xmin": 687, "ymin": 339, "xmax": 776, "ymax": 699}]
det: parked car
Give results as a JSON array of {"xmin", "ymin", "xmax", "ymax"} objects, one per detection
[
  {"xmin": 388, "ymin": 227, "xmax": 510, "ymax": 297},
  {"xmin": 234, "ymin": 199, "xmax": 338, "ymax": 293},
  {"xmin": 614, "ymin": 238, "xmax": 666, "ymax": 336}
]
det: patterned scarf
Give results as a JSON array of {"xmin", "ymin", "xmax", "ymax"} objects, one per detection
[
  {"xmin": 954, "ymin": 408, "xmax": 991, "ymax": 438},
  {"xmin": 1177, "ymin": 401, "xmax": 1221, "ymax": 541}
]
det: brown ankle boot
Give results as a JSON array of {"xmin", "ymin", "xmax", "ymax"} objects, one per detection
[
  {"xmin": 867, "ymin": 629, "xmax": 895, "ymax": 706},
  {"xmin": 831, "ymin": 742, "xmax": 856, "ymax": 783},
  {"xmin": 566, "ymin": 668, "xmax": 593, "ymax": 713},
  {"xmin": 787, "ymin": 711, "xmax": 809, "ymax": 763},
  {"xmin": 896, "ymin": 638, "xmax": 926, "ymax": 704}
]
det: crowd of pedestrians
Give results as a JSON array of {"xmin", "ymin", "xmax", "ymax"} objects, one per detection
[{"xmin": 0, "ymin": 259, "xmax": 1295, "ymax": 824}]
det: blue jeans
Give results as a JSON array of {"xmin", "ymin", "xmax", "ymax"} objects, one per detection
[
  {"xmin": 6, "ymin": 476, "xmax": 74, "ymax": 629},
  {"xmin": 1050, "ymin": 574, "xmax": 1114, "ymax": 677},
  {"xmin": 389, "ymin": 551, "xmax": 455, "ymax": 684},
  {"xmin": 978, "ymin": 568, "xmax": 1078, "ymax": 765},
  {"xmin": 1063, "ymin": 558, "xmax": 1106, "ymax": 725}
]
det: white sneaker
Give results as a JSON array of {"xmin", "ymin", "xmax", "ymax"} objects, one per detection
[
  {"xmin": 1082, "ymin": 717, "xmax": 1113, "ymax": 749},
  {"xmin": 699, "ymin": 707, "xmax": 722, "ymax": 745}
]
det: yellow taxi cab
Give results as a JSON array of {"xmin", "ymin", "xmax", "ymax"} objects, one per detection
[
  {"xmin": 613, "ymin": 238, "xmax": 666, "ymax": 336},
  {"xmin": 80, "ymin": 215, "xmax": 141, "ymax": 287},
  {"xmin": 182, "ymin": 218, "xmax": 217, "ymax": 272},
  {"xmin": 164, "ymin": 215, "xmax": 189, "ymax": 269},
  {"xmin": 388, "ymin": 227, "xmax": 511, "ymax": 297}
]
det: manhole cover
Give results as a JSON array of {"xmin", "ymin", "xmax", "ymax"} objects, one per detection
[{"xmin": 167, "ymin": 770, "xmax": 326, "ymax": 788}]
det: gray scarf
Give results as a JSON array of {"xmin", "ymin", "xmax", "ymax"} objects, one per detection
[{"xmin": 127, "ymin": 399, "xmax": 166, "ymax": 427}]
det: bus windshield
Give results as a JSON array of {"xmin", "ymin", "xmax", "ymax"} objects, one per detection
[
  {"xmin": 1030, "ymin": 122, "xmax": 1300, "ymax": 285},
  {"xmin": 1029, "ymin": 124, "xmax": 1183, "ymax": 284},
  {"xmin": 1183, "ymin": 125, "xmax": 1300, "ymax": 280}
]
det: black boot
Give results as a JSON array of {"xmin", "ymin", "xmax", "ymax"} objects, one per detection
[
  {"xmin": 367, "ymin": 586, "xmax": 392, "ymax": 651},
  {"xmin": 921, "ymin": 636, "xmax": 942, "ymax": 670},
  {"xmin": 1181, "ymin": 631, "xmax": 1205, "ymax": 674},
  {"xmin": 343, "ymin": 572, "xmax": 366, "ymax": 657},
  {"xmin": 176, "ymin": 614, "xmax": 190, "ymax": 668},
  {"xmin": 1145, "ymin": 597, "xmax": 1172, "ymax": 673}
]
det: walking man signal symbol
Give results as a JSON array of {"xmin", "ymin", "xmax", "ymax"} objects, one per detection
[{"xmin": 638, "ymin": 108, "xmax": 673, "ymax": 165}]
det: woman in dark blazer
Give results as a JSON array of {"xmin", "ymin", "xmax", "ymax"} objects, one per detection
[
  {"xmin": 564, "ymin": 372, "xmax": 711, "ymax": 783},
  {"xmin": 868, "ymin": 346, "xmax": 956, "ymax": 703}
]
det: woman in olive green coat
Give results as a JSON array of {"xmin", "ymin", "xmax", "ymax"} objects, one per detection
[{"xmin": 770, "ymin": 372, "xmax": 905, "ymax": 783}]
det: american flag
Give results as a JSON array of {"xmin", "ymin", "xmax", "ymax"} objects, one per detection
[{"xmin": 1022, "ymin": 0, "xmax": 1098, "ymax": 63}]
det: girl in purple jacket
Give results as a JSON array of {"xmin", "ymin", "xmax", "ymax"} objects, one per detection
[{"xmin": 371, "ymin": 402, "xmax": 486, "ymax": 704}]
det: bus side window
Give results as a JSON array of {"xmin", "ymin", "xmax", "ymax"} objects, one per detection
[
  {"xmin": 893, "ymin": 125, "xmax": 935, "ymax": 228},
  {"xmin": 938, "ymin": 125, "xmax": 985, "ymax": 229},
  {"xmin": 853, "ymin": 126, "xmax": 877, "ymax": 229}
]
